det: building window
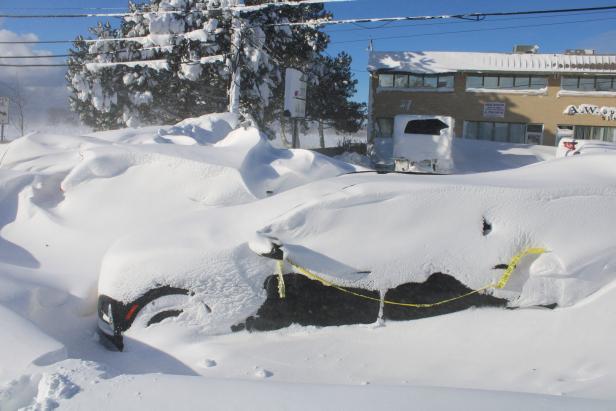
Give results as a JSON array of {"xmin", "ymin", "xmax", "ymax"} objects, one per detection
[
  {"xmin": 499, "ymin": 76, "xmax": 514, "ymax": 88},
  {"xmin": 596, "ymin": 77, "xmax": 614, "ymax": 91},
  {"xmin": 409, "ymin": 75, "xmax": 423, "ymax": 88},
  {"xmin": 561, "ymin": 76, "xmax": 616, "ymax": 92},
  {"xmin": 530, "ymin": 76, "xmax": 548, "ymax": 89},
  {"xmin": 465, "ymin": 74, "xmax": 548, "ymax": 90},
  {"xmin": 438, "ymin": 75, "xmax": 454, "ymax": 88},
  {"xmin": 561, "ymin": 77, "xmax": 578, "ymax": 90},
  {"xmin": 574, "ymin": 125, "xmax": 616, "ymax": 142},
  {"xmin": 423, "ymin": 75, "xmax": 438, "ymax": 88},
  {"xmin": 378, "ymin": 73, "xmax": 454, "ymax": 90},
  {"xmin": 464, "ymin": 121, "xmax": 539, "ymax": 144},
  {"xmin": 378, "ymin": 74, "xmax": 394, "ymax": 88},
  {"xmin": 394, "ymin": 74, "xmax": 409, "ymax": 88},
  {"xmin": 509, "ymin": 123, "xmax": 526, "ymax": 144},
  {"xmin": 483, "ymin": 76, "xmax": 499, "ymax": 89},
  {"xmin": 579, "ymin": 77, "xmax": 595, "ymax": 91},
  {"xmin": 376, "ymin": 118, "xmax": 394, "ymax": 138},
  {"xmin": 466, "ymin": 75, "xmax": 483, "ymax": 88},
  {"xmin": 514, "ymin": 76, "xmax": 530, "ymax": 89}
]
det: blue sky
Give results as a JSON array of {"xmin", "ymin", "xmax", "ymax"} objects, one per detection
[{"xmin": 1, "ymin": 0, "xmax": 616, "ymax": 103}]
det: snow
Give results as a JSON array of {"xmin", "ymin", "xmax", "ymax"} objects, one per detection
[
  {"xmin": 466, "ymin": 87, "xmax": 548, "ymax": 95},
  {"xmin": 1, "ymin": 113, "xmax": 616, "ymax": 409},
  {"xmin": 368, "ymin": 51, "xmax": 616, "ymax": 74},
  {"xmin": 86, "ymin": 59, "xmax": 170, "ymax": 72}
]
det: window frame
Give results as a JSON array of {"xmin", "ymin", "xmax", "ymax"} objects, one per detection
[
  {"xmin": 378, "ymin": 73, "xmax": 394, "ymax": 88},
  {"xmin": 378, "ymin": 72, "xmax": 455, "ymax": 90},
  {"xmin": 560, "ymin": 76, "xmax": 616, "ymax": 92},
  {"xmin": 463, "ymin": 120, "xmax": 536, "ymax": 144},
  {"xmin": 465, "ymin": 74, "xmax": 547, "ymax": 91}
]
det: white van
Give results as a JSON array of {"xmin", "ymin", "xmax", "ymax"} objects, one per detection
[{"xmin": 393, "ymin": 115, "xmax": 454, "ymax": 173}]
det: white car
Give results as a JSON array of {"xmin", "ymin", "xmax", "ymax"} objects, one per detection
[
  {"xmin": 97, "ymin": 153, "xmax": 616, "ymax": 351},
  {"xmin": 557, "ymin": 137, "xmax": 616, "ymax": 157}
]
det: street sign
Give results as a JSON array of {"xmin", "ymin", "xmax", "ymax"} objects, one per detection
[
  {"xmin": 284, "ymin": 68, "xmax": 307, "ymax": 119},
  {"xmin": 0, "ymin": 97, "xmax": 8, "ymax": 125}
]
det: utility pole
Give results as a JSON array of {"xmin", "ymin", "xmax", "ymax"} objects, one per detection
[
  {"xmin": 0, "ymin": 96, "xmax": 8, "ymax": 143},
  {"xmin": 292, "ymin": 118, "xmax": 299, "ymax": 148},
  {"xmin": 228, "ymin": 0, "xmax": 244, "ymax": 114}
]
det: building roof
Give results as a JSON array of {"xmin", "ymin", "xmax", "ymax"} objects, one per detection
[{"xmin": 368, "ymin": 51, "xmax": 616, "ymax": 74}]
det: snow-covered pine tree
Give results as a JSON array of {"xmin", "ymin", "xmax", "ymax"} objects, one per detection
[
  {"xmin": 67, "ymin": 0, "xmax": 359, "ymax": 137},
  {"xmin": 237, "ymin": 1, "xmax": 330, "ymax": 134},
  {"xmin": 67, "ymin": 0, "xmax": 229, "ymax": 130},
  {"xmin": 306, "ymin": 52, "xmax": 366, "ymax": 147},
  {"xmin": 67, "ymin": 22, "xmax": 128, "ymax": 130}
]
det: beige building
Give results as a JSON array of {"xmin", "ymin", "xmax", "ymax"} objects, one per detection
[{"xmin": 367, "ymin": 48, "xmax": 616, "ymax": 162}]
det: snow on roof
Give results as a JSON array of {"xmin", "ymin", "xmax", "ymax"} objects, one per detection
[{"xmin": 368, "ymin": 51, "xmax": 616, "ymax": 74}]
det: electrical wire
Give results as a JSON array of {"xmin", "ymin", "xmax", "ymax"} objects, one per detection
[
  {"xmin": 264, "ymin": 4, "xmax": 616, "ymax": 27},
  {"xmin": 0, "ymin": 45, "xmax": 179, "ymax": 60},
  {"xmin": 0, "ymin": 0, "xmax": 343, "ymax": 18},
  {"xmin": 2, "ymin": 5, "xmax": 615, "ymax": 45},
  {"xmin": 328, "ymin": 15, "xmax": 616, "ymax": 45},
  {"xmin": 324, "ymin": 9, "xmax": 616, "ymax": 33}
]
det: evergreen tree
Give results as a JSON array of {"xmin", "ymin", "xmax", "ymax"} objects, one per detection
[
  {"xmin": 66, "ymin": 0, "xmax": 363, "ymax": 139},
  {"xmin": 306, "ymin": 52, "xmax": 366, "ymax": 148}
]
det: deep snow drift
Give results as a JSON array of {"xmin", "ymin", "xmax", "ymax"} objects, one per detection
[{"xmin": 1, "ymin": 114, "xmax": 615, "ymax": 410}]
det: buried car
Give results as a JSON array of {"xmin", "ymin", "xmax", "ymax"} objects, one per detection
[{"xmin": 97, "ymin": 153, "xmax": 616, "ymax": 350}]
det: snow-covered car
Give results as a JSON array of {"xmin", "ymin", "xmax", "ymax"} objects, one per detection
[
  {"xmin": 96, "ymin": 150, "xmax": 616, "ymax": 351},
  {"xmin": 556, "ymin": 137, "xmax": 616, "ymax": 157}
]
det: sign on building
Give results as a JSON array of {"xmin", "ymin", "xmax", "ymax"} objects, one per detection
[
  {"xmin": 483, "ymin": 102, "xmax": 506, "ymax": 118},
  {"xmin": 284, "ymin": 68, "xmax": 307, "ymax": 119},
  {"xmin": 0, "ymin": 97, "xmax": 9, "ymax": 125},
  {"xmin": 564, "ymin": 104, "xmax": 616, "ymax": 121}
]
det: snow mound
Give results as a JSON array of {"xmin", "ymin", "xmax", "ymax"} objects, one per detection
[
  {"xmin": 158, "ymin": 113, "xmax": 240, "ymax": 145},
  {"xmin": 0, "ymin": 305, "xmax": 66, "ymax": 382},
  {"xmin": 0, "ymin": 372, "xmax": 80, "ymax": 411},
  {"xmin": 3, "ymin": 111, "xmax": 616, "ymax": 406},
  {"xmin": 0, "ymin": 112, "xmax": 358, "ymax": 381}
]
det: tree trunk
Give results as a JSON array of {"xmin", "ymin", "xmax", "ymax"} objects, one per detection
[{"xmin": 318, "ymin": 120, "xmax": 325, "ymax": 149}]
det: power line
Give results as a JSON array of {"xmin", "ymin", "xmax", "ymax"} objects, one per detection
[
  {"xmin": 323, "ymin": 9, "xmax": 616, "ymax": 33},
  {"xmin": 0, "ymin": 45, "xmax": 179, "ymax": 59},
  {"xmin": 3, "ymin": 4, "xmax": 613, "ymax": 46},
  {"xmin": 0, "ymin": 63, "xmax": 69, "ymax": 67},
  {"xmin": 0, "ymin": 7, "xmax": 127, "ymax": 11},
  {"xmin": 329, "ymin": 15, "xmax": 616, "ymax": 45},
  {"xmin": 266, "ymin": 4, "xmax": 616, "ymax": 27},
  {"xmin": 0, "ymin": 28, "xmax": 219, "ymax": 46},
  {"xmin": 0, "ymin": 54, "xmax": 228, "ymax": 69},
  {"xmin": 0, "ymin": 0, "xmax": 345, "ymax": 18}
]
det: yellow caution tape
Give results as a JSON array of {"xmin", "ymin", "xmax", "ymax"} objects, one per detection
[
  {"xmin": 276, "ymin": 247, "xmax": 547, "ymax": 308},
  {"xmin": 276, "ymin": 260, "xmax": 286, "ymax": 299},
  {"xmin": 494, "ymin": 247, "xmax": 547, "ymax": 289}
]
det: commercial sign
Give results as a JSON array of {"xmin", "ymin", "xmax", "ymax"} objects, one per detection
[
  {"xmin": 483, "ymin": 102, "xmax": 506, "ymax": 118},
  {"xmin": 564, "ymin": 104, "xmax": 616, "ymax": 121},
  {"xmin": 284, "ymin": 68, "xmax": 307, "ymax": 118},
  {"xmin": 0, "ymin": 97, "xmax": 8, "ymax": 125}
]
